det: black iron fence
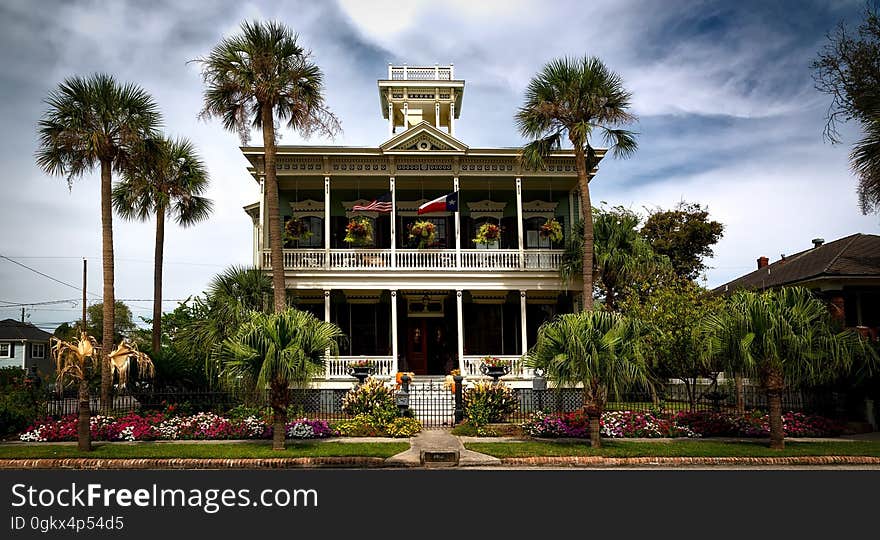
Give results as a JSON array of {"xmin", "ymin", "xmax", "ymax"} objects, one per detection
[
  {"xmin": 506, "ymin": 384, "xmax": 847, "ymax": 423},
  {"xmin": 43, "ymin": 387, "xmax": 351, "ymax": 421},
  {"xmin": 40, "ymin": 381, "xmax": 851, "ymax": 425}
]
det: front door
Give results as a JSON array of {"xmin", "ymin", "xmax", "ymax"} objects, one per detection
[{"xmin": 406, "ymin": 319, "xmax": 428, "ymax": 375}]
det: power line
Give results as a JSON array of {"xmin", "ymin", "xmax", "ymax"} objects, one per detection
[{"xmin": 0, "ymin": 255, "xmax": 101, "ymax": 298}]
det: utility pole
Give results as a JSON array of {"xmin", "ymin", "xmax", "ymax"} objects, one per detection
[{"xmin": 20, "ymin": 307, "xmax": 25, "ymax": 323}]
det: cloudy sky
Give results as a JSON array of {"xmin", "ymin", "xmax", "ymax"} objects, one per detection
[{"xmin": 1, "ymin": 0, "xmax": 878, "ymax": 331}]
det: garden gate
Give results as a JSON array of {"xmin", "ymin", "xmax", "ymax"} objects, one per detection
[{"xmin": 407, "ymin": 378, "xmax": 455, "ymax": 427}]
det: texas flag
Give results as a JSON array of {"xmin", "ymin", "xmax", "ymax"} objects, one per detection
[{"xmin": 417, "ymin": 191, "xmax": 459, "ymax": 214}]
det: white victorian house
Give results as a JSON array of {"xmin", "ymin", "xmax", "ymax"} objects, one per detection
[{"xmin": 241, "ymin": 64, "xmax": 603, "ymax": 387}]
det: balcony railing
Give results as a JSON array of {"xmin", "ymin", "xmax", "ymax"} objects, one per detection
[
  {"xmin": 325, "ymin": 356, "xmax": 395, "ymax": 379},
  {"xmin": 461, "ymin": 355, "xmax": 532, "ymax": 379},
  {"xmin": 388, "ymin": 64, "xmax": 453, "ymax": 81},
  {"xmin": 262, "ymin": 249, "xmax": 563, "ymax": 271}
]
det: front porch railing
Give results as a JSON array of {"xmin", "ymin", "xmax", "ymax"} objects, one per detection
[
  {"xmin": 461, "ymin": 355, "xmax": 532, "ymax": 379},
  {"xmin": 325, "ymin": 356, "xmax": 395, "ymax": 379},
  {"xmin": 263, "ymin": 249, "xmax": 562, "ymax": 271}
]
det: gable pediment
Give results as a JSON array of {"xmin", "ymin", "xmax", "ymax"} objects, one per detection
[{"xmin": 379, "ymin": 121, "xmax": 468, "ymax": 154}]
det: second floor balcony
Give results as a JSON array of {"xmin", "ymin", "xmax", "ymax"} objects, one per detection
[{"xmin": 262, "ymin": 248, "xmax": 563, "ymax": 272}]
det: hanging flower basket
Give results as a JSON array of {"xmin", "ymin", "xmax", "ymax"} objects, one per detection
[
  {"xmin": 473, "ymin": 222, "xmax": 502, "ymax": 246},
  {"xmin": 284, "ymin": 218, "xmax": 313, "ymax": 243},
  {"xmin": 344, "ymin": 216, "xmax": 373, "ymax": 246},
  {"xmin": 539, "ymin": 218, "xmax": 563, "ymax": 244},
  {"xmin": 408, "ymin": 220, "xmax": 437, "ymax": 248}
]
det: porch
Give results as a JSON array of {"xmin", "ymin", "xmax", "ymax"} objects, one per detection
[{"xmin": 290, "ymin": 289, "xmax": 573, "ymax": 386}]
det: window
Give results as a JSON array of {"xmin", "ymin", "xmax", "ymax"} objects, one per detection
[
  {"xmin": 298, "ymin": 216, "xmax": 323, "ymax": 248},
  {"xmin": 0, "ymin": 343, "xmax": 10, "ymax": 358},
  {"xmin": 31, "ymin": 343, "xmax": 45, "ymax": 359},
  {"xmin": 525, "ymin": 217, "xmax": 551, "ymax": 248},
  {"xmin": 403, "ymin": 217, "xmax": 446, "ymax": 248},
  {"xmin": 473, "ymin": 217, "xmax": 500, "ymax": 250}
]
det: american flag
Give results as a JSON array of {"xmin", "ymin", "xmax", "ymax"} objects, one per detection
[{"xmin": 352, "ymin": 192, "xmax": 393, "ymax": 212}]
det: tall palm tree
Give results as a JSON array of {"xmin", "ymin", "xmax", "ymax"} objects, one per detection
[
  {"xmin": 36, "ymin": 74, "xmax": 161, "ymax": 409},
  {"xmin": 219, "ymin": 308, "xmax": 344, "ymax": 450},
  {"xmin": 112, "ymin": 136, "xmax": 213, "ymax": 354},
  {"xmin": 196, "ymin": 20, "xmax": 341, "ymax": 312},
  {"xmin": 527, "ymin": 310, "xmax": 649, "ymax": 448},
  {"xmin": 516, "ymin": 56, "xmax": 638, "ymax": 310},
  {"xmin": 702, "ymin": 287, "xmax": 875, "ymax": 449}
]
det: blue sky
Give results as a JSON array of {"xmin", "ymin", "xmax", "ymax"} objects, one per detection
[{"xmin": 1, "ymin": 0, "xmax": 878, "ymax": 331}]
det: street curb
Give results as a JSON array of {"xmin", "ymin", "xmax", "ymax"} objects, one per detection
[
  {"xmin": 500, "ymin": 456, "xmax": 880, "ymax": 467},
  {"xmin": 0, "ymin": 457, "xmax": 388, "ymax": 469}
]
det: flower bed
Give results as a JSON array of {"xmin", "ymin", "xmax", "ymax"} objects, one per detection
[
  {"xmin": 19, "ymin": 413, "xmax": 336, "ymax": 442},
  {"xmin": 521, "ymin": 410, "xmax": 845, "ymax": 439}
]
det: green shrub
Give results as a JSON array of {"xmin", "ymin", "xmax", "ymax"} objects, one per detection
[
  {"xmin": 385, "ymin": 417, "xmax": 422, "ymax": 438},
  {"xmin": 463, "ymin": 381, "xmax": 517, "ymax": 427},
  {"xmin": 341, "ymin": 378, "xmax": 397, "ymax": 422},
  {"xmin": 334, "ymin": 414, "xmax": 387, "ymax": 437},
  {"xmin": 0, "ymin": 368, "xmax": 41, "ymax": 437}
]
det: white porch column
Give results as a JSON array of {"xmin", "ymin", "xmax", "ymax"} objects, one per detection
[
  {"xmin": 324, "ymin": 176, "xmax": 331, "ymax": 269},
  {"xmin": 258, "ymin": 178, "xmax": 265, "ymax": 268},
  {"xmin": 390, "ymin": 176, "xmax": 397, "ymax": 268},
  {"xmin": 520, "ymin": 290, "xmax": 528, "ymax": 356},
  {"xmin": 403, "ymin": 101, "xmax": 409, "ymax": 129},
  {"xmin": 391, "ymin": 290, "xmax": 399, "ymax": 374},
  {"xmin": 324, "ymin": 289, "xmax": 331, "ymax": 378},
  {"xmin": 435, "ymin": 101, "xmax": 440, "ymax": 128},
  {"xmin": 454, "ymin": 176, "xmax": 461, "ymax": 268},
  {"xmin": 516, "ymin": 177, "xmax": 524, "ymax": 268},
  {"xmin": 456, "ymin": 289, "xmax": 464, "ymax": 370}
]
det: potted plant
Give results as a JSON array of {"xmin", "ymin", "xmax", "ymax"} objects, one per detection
[
  {"xmin": 344, "ymin": 216, "xmax": 373, "ymax": 246},
  {"xmin": 479, "ymin": 356, "xmax": 511, "ymax": 381},
  {"xmin": 539, "ymin": 218, "xmax": 563, "ymax": 244},
  {"xmin": 408, "ymin": 220, "xmax": 437, "ymax": 248},
  {"xmin": 473, "ymin": 222, "xmax": 502, "ymax": 246},
  {"xmin": 347, "ymin": 359, "xmax": 374, "ymax": 385},
  {"xmin": 284, "ymin": 217, "xmax": 313, "ymax": 245}
]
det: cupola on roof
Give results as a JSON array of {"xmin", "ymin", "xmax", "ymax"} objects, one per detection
[{"xmin": 378, "ymin": 64, "xmax": 465, "ymax": 137}]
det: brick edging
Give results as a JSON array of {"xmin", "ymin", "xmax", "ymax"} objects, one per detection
[
  {"xmin": 501, "ymin": 456, "xmax": 880, "ymax": 467},
  {"xmin": 0, "ymin": 457, "xmax": 387, "ymax": 469}
]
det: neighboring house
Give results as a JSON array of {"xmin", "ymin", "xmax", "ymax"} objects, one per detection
[
  {"xmin": 240, "ymin": 64, "xmax": 601, "ymax": 387},
  {"xmin": 0, "ymin": 319, "xmax": 53, "ymax": 376},
  {"xmin": 714, "ymin": 233, "xmax": 880, "ymax": 340}
]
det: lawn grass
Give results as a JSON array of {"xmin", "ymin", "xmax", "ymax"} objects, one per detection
[
  {"xmin": 465, "ymin": 440, "xmax": 880, "ymax": 458},
  {"xmin": 0, "ymin": 442, "xmax": 408, "ymax": 460}
]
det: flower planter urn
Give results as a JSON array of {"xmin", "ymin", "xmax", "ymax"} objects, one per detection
[
  {"xmin": 480, "ymin": 364, "xmax": 510, "ymax": 382},
  {"xmin": 348, "ymin": 365, "xmax": 374, "ymax": 385}
]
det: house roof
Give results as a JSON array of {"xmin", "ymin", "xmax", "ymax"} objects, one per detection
[
  {"xmin": 714, "ymin": 233, "xmax": 880, "ymax": 292},
  {"xmin": 0, "ymin": 319, "xmax": 53, "ymax": 341}
]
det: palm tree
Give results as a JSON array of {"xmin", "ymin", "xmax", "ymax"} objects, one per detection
[
  {"xmin": 560, "ymin": 207, "xmax": 665, "ymax": 310},
  {"xmin": 36, "ymin": 74, "xmax": 161, "ymax": 410},
  {"xmin": 218, "ymin": 309, "xmax": 344, "ymax": 450},
  {"xmin": 112, "ymin": 136, "xmax": 213, "ymax": 354},
  {"xmin": 850, "ymin": 92, "xmax": 880, "ymax": 214},
  {"xmin": 195, "ymin": 20, "xmax": 341, "ymax": 312},
  {"xmin": 185, "ymin": 265, "xmax": 273, "ymax": 373},
  {"xmin": 50, "ymin": 332, "xmax": 99, "ymax": 451},
  {"xmin": 702, "ymin": 287, "xmax": 875, "ymax": 449},
  {"xmin": 516, "ymin": 56, "xmax": 638, "ymax": 310},
  {"xmin": 527, "ymin": 310, "xmax": 649, "ymax": 448}
]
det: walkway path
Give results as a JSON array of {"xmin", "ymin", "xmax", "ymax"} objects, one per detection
[{"xmin": 386, "ymin": 429, "xmax": 500, "ymax": 467}]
